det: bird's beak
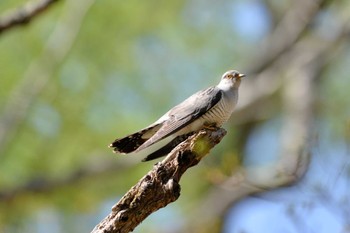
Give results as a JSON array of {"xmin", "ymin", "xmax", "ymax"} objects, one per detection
[{"xmin": 238, "ymin": 73, "xmax": 246, "ymax": 79}]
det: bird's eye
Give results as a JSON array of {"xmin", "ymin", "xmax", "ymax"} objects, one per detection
[{"xmin": 227, "ymin": 74, "xmax": 234, "ymax": 79}]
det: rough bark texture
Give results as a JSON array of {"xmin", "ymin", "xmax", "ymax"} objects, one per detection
[{"xmin": 91, "ymin": 128, "xmax": 226, "ymax": 233}]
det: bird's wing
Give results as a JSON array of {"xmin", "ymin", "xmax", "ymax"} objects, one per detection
[{"xmin": 136, "ymin": 86, "xmax": 223, "ymax": 151}]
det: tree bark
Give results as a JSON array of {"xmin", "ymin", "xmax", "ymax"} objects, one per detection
[
  {"xmin": 0, "ymin": 0, "xmax": 60, "ymax": 34},
  {"xmin": 91, "ymin": 128, "xmax": 226, "ymax": 233}
]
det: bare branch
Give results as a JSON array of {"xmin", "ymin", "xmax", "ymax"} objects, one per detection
[
  {"xmin": 178, "ymin": 24, "xmax": 349, "ymax": 233},
  {"xmin": 0, "ymin": 0, "xmax": 60, "ymax": 34},
  {"xmin": 247, "ymin": 0, "xmax": 327, "ymax": 75},
  {"xmin": 0, "ymin": 0, "xmax": 95, "ymax": 156},
  {"xmin": 91, "ymin": 128, "xmax": 227, "ymax": 233},
  {"xmin": 0, "ymin": 155, "xmax": 136, "ymax": 202}
]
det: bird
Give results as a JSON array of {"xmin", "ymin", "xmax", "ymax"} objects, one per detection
[{"xmin": 109, "ymin": 70, "xmax": 245, "ymax": 161}]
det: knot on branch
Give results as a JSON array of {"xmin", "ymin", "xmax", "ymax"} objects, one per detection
[{"xmin": 92, "ymin": 128, "xmax": 226, "ymax": 233}]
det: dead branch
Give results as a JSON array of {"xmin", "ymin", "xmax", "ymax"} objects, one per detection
[
  {"xmin": 0, "ymin": 154, "xmax": 135, "ymax": 202},
  {"xmin": 91, "ymin": 128, "xmax": 226, "ymax": 233},
  {"xmin": 0, "ymin": 0, "xmax": 95, "ymax": 156},
  {"xmin": 177, "ymin": 20, "xmax": 350, "ymax": 233},
  {"xmin": 247, "ymin": 0, "xmax": 327, "ymax": 75},
  {"xmin": 0, "ymin": 0, "xmax": 59, "ymax": 34}
]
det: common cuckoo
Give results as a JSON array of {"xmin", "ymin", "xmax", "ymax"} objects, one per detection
[{"xmin": 109, "ymin": 70, "xmax": 245, "ymax": 161}]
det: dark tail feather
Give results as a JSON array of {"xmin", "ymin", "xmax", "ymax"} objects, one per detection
[
  {"xmin": 109, "ymin": 132, "xmax": 147, "ymax": 154},
  {"xmin": 142, "ymin": 133, "xmax": 194, "ymax": 162},
  {"xmin": 109, "ymin": 124, "xmax": 160, "ymax": 154}
]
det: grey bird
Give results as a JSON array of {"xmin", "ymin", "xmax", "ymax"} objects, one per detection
[{"xmin": 109, "ymin": 70, "xmax": 245, "ymax": 161}]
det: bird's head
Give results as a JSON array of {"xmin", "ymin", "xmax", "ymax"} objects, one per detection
[{"xmin": 218, "ymin": 70, "xmax": 245, "ymax": 90}]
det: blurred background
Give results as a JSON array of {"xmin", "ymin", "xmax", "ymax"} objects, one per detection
[{"xmin": 0, "ymin": 0, "xmax": 349, "ymax": 232}]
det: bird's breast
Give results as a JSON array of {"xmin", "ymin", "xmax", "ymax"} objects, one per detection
[
  {"xmin": 201, "ymin": 95, "xmax": 235, "ymax": 126},
  {"xmin": 176, "ymin": 92, "xmax": 237, "ymax": 135}
]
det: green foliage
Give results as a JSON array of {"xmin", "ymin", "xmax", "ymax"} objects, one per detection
[{"xmin": 1, "ymin": 0, "xmax": 349, "ymax": 232}]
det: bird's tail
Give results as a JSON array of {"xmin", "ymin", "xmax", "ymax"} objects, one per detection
[
  {"xmin": 142, "ymin": 132, "xmax": 194, "ymax": 161},
  {"xmin": 109, "ymin": 124, "xmax": 161, "ymax": 154}
]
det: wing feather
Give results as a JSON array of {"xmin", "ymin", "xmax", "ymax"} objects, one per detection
[{"xmin": 136, "ymin": 86, "xmax": 222, "ymax": 151}]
